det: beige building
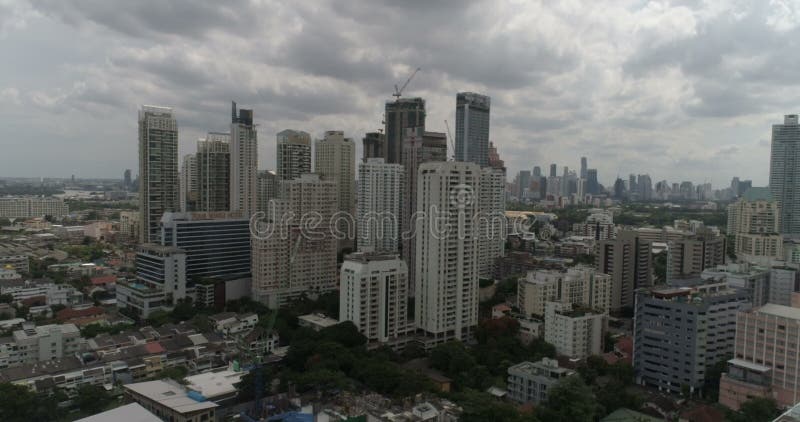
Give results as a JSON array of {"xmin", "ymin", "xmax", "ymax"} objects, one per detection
[
  {"xmin": 339, "ymin": 253, "xmax": 409, "ymax": 345},
  {"xmin": 727, "ymin": 187, "xmax": 783, "ymax": 264},
  {"xmin": 544, "ymin": 301, "xmax": 605, "ymax": 360},
  {"xmin": 119, "ymin": 211, "xmax": 140, "ymax": 240},
  {"xmin": 720, "ymin": 304, "xmax": 800, "ymax": 410},
  {"xmin": 597, "ymin": 230, "xmax": 652, "ymax": 310},
  {"xmin": 229, "ymin": 102, "xmax": 258, "ymax": 217},
  {"xmin": 0, "ymin": 197, "xmax": 69, "ymax": 219},
  {"xmin": 314, "ymin": 131, "xmax": 356, "ymax": 250},
  {"xmin": 251, "ymin": 174, "xmax": 338, "ymax": 308},
  {"xmin": 357, "ymin": 158, "xmax": 403, "ymax": 254},
  {"xmin": 667, "ymin": 228, "xmax": 727, "ymax": 283},
  {"xmin": 517, "ymin": 265, "xmax": 612, "ymax": 317},
  {"xmin": 477, "ymin": 166, "xmax": 506, "ymax": 279}
]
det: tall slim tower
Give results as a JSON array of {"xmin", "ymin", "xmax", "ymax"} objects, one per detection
[
  {"xmin": 179, "ymin": 154, "xmax": 197, "ymax": 212},
  {"xmin": 196, "ymin": 132, "xmax": 230, "ymax": 212},
  {"xmin": 362, "ymin": 132, "xmax": 386, "ymax": 162},
  {"xmin": 230, "ymin": 102, "xmax": 258, "ymax": 216},
  {"xmin": 357, "ymin": 158, "xmax": 403, "ymax": 254},
  {"xmin": 455, "ymin": 92, "xmax": 490, "ymax": 166},
  {"xmin": 276, "ymin": 129, "xmax": 311, "ymax": 181},
  {"xmin": 385, "ymin": 98, "xmax": 426, "ymax": 164},
  {"xmin": 314, "ymin": 131, "xmax": 356, "ymax": 249},
  {"xmin": 478, "ymin": 166, "xmax": 506, "ymax": 279},
  {"xmin": 401, "ymin": 128, "xmax": 447, "ymax": 293},
  {"xmin": 415, "ymin": 161, "xmax": 481, "ymax": 341},
  {"xmin": 139, "ymin": 105, "xmax": 179, "ymax": 243},
  {"xmin": 770, "ymin": 114, "xmax": 800, "ymax": 237},
  {"xmin": 580, "ymin": 157, "xmax": 588, "ymax": 179}
]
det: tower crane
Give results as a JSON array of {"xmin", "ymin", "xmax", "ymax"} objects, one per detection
[
  {"xmin": 444, "ymin": 119, "xmax": 456, "ymax": 161},
  {"xmin": 393, "ymin": 67, "xmax": 421, "ymax": 100}
]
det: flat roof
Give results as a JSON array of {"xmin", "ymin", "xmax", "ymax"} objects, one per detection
[
  {"xmin": 728, "ymin": 358, "xmax": 771, "ymax": 373},
  {"xmin": 75, "ymin": 403, "xmax": 161, "ymax": 422},
  {"xmin": 757, "ymin": 304, "xmax": 800, "ymax": 320},
  {"xmin": 298, "ymin": 313, "xmax": 338, "ymax": 327},
  {"xmin": 184, "ymin": 370, "xmax": 245, "ymax": 399},
  {"xmin": 124, "ymin": 380, "xmax": 218, "ymax": 414}
]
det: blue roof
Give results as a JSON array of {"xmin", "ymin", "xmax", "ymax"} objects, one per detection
[{"xmin": 267, "ymin": 412, "xmax": 313, "ymax": 422}]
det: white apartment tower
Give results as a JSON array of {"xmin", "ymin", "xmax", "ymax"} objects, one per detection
[
  {"xmin": 314, "ymin": 131, "xmax": 356, "ymax": 249},
  {"xmin": 339, "ymin": 253, "xmax": 409, "ymax": 344},
  {"xmin": 251, "ymin": 174, "xmax": 338, "ymax": 308},
  {"xmin": 478, "ymin": 166, "xmax": 506, "ymax": 279},
  {"xmin": 276, "ymin": 129, "xmax": 311, "ymax": 181},
  {"xmin": 230, "ymin": 102, "xmax": 258, "ymax": 216},
  {"xmin": 357, "ymin": 158, "xmax": 403, "ymax": 253},
  {"xmin": 139, "ymin": 105, "xmax": 179, "ymax": 243},
  {"xmin": 415, "ymin": 161, "xmax": 481, "ymax": 342},
  {"xmin": 770, "ymin": 114, "xmax": 800, "ymax": 237},
  {"xmin": 180, "ymin": 154, "xmax": 197, "ymax": 212}
]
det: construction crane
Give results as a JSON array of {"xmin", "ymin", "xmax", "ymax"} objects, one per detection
[
  {"xmin": 393, "ymin": 67, "xmax": 421, "ymax": 100},
  {"xmin": 444, "ymin": 119, "xmax": 456, "ymax": 161}
]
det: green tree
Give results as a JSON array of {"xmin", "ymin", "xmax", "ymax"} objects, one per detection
[
  {"xmin": 0, "ymin": 383, "xmax": 60, "ymax": 422},
  {"xmin": 454, "ymin": 389, "xmax": 529, "ymax": 422},
  {"xmin": 156, "ymin": 366, "xmax": 188, "ymax": 383},
  {"xmin": 726, "ymin": 397, "xmax": 781, "ymax": 422},
  {"xmin": 73, "ymin": 384, "xmax": 112, "ymax": 415},
  {"xmin": 536, "ymin": 376, "xmax": 598, "ymax": 422},
  {"xmin": 0, "ymin": 294, "xmax": 13, "ymax": 304}
]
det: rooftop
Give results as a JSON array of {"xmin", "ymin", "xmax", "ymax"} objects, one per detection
[
  {"xmin": 756, "ymin": 304, "xmax": 800, "ymax": 320},
  {"xmin": 184, "ymin": 369, "xmax": 245, "ymax": 399},
  {"xmin": 124, "ymin": 380, "xmax": 218, "ymax": 414},
  {"xmin": 75, "ymin": 403, "xmax": 160, "ymax": 422}
]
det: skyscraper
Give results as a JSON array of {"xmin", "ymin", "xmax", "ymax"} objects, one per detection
[
  {"xmin": 455, "ymin": 92, "xmax": 490, "ymax": 166},
  {"xmin": 251, "ymin": 174, "xmax": 338, "ymax": 308},
  {"xmin": 401, "ymin": 128, "xmax": 447, "ymax": 293},
  {"xmin": 580, "ymin": 157, "xmax": 588, "ymax": 179},
  {"xmin": 123, "ymin": 169, "xmax": 132, "ymax": 190},
  {"xmin": 196, "ymin": 133, "xmax": 230, "ymax": 212},
  {"xmin": 385, "ymin": 97, "xmax": 426, "ymax": 164},
  {"xmin": 314, "ymin": 131, "xmax": 356, "ymax": 249},
  {"xmin": 533, "ymin": 166, "xmax": 541, "ymax": 177},
  {"xmin": 179, "ymin": 154, "xmax": 197, "ymax": 212},
  {"xmin": 139, "ymin": 105, "xmax": 179, "ymax": 243},
  {"xmin": 257, "ymin": 170, "xmax": 277, "ymax": 213},
  {"xmin": 488, "ymin": 141, "xmax": 504, "ymax": 169},
  {"xmin": 549, "ymin": 164, "xmax": 557, "ymax": 178},
  {"xmin": 230, "ymin": 102, "xmax": 258, "ymax": 216},
  {"xmin": 478, "ymin": 167, "xmax": 506, "ymax": 279},
  {"xmin": 517, "ymin": 170, "xmax": 531, "ymax": 200},
  {"xmin": 769, "ymin": 114, "xmax": 800, "ymax": 237},
  {"xmin": 357, "ymin": 158, "xmax": 403, "ymax": 254},
  {"xmin": 415, "ymin": 161, "xmax": 481, "ymax": 342},
  {"xmin": 362, "ymin": 132, "xmax": 386, "ymax": 162},
  {"xmin": 586, "ymin": 169, "xmax": 598, "ymax": 194},
  {"xmin": 276, "ymin": 129, "xmax": 312, "ymax": 181}
]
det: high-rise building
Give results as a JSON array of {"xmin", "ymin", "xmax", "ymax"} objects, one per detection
[
  {"xmin": 257, "ymin": 170, "xmax": 278, "ymax": 213},
  {"xmin": 455, "ymin": 92, "xmax": 490, "ymax": 166},
  {"xmin": 229, "ymin": 102, "xmax": 258, "ymax": 217},
  {"xmin": 667, "ymin": 229, "xmax": 727, "ymax": 283},
  {"xmin": 720, "ymin": 304, "xmax": 800, "ymax": 409},
  {"xmin": 637, "ymin": 174, "xmax": 653, "ymax": 201},
  {"xmin": 533, "ymin": 166, "xmax": 542, "ymax": 178},
  {"xmin": 597, "ymin": 230, "xmax": 652, "ymax": 310},
  {"xmin": 385, "ymin": 98, "xmax": 426, "ymax": 165},
  {"xmin": 727, "ymin": 187, "xmax": 783, "ymax": 264},
  {"xmin": 549, "ymin": 164, "xmax": 557, "ymax": 178},
  {"xmin": 180, "ymin": 154, "xmax": 197, "ymax": 212},
  {"xmin": 487, "ymin": 141, "xmax": 504, "ymax": 169},
  {"xmin": 315, "ymin": 131, "xmax": 356, "ymax": 249},
  {"xmin": 139, "ymin": 105, "xmax": 179, "ymax": 244},
  {"xmin": 276, "ymin": 129, "xmax": 311, "ymax": 181},
  {"xmin": 123, "ymin": 169, "xmax": 132, "ymax": 190},
  {"xmin": 339, "ymin": 252, "xmax": 409, "ymax": 345},
  {"xmin": 362, "ymin": 132, "xmax": 386, "ymax": 162},
  {"xmin": 634, "ymin": 283, "xmax": 751, "ymax": 395},
  {"xmin": 415, "ymin": 161, "xmax": 480, "ymax": 342},
  {"xmin": 517, "ymin": 265, "xmax": 613, "ymax": 317},
  {"xmin": 580, "ymin": 157, "xmax": 588, "ymax": 180},
  {"xmin": 400, "ymin": 128, "xmax": 448, "ymax": 292},
  {"xmin": 586, "ymin": 169, "xmax": 599, "ymax": 195},
  {"xmin": 770, "ymin": 114, "xmax": 800, "ymax": 236},
  {"xmin": 517, "ymin": 170, "xmax": 531, "ymax": 200},
  {"xmin": 196, "ymin": 133, "xmax": 230, "ymax": 212},
  {"xmin": 251, "ymin": 174, "xmax": 338, "ymax": 308},
  {"xmin": 357, "ymin": 158, "xmax": 403, "ymax": 254},
  {"xmin": 478, "ymin": 166, "xmax": 506, "ymax": 279}
]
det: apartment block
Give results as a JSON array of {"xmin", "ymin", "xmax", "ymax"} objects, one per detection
[
  {"xmin": 598, "ymin": 230, "xmax": 653, "ymax": 310},
  {"xmin": 0, "ymin": 322, "xmax": 85, "ymax": 368},
  {"xmin": 507, "ymin": 358, "xmax": 575, "ymax": 404},
  {"xmin": 517, "ymin": 265, "xmax": 613, "ymax": 317},
  {"xmin": 357, "ymin": 158, "xmax": 403, "ymax": 254},
  {"xmin": 544, "ymin": 301, "xmax": 606, "ymax": 360},
  {"xmin": 0, "ymin": 197, "xmax": 69, "ymax": 219}
]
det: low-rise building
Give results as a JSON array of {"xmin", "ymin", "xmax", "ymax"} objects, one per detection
[
  {"xmin": 544, "ymin": 301, "xmax": 606, "ymax": 360},
  {"xmin": 507, "ymin": 358, "xmax": 575, "ymax": 404},
  {"xmin": 123, "ymin": 379, "xmax": 218, "ymax": 422},
  {"xmin": 208, "ymin": 312, "xmax": 258, "ymax": 336},
  {"xmin": 0, "ymin": 322, "xmax": 85, "ymax": 368},
  {"xmin": 298, "ymin": 313, "xmax": 338, "ymax": 331},
  {"xmin": 518, "ymin": 265, "xmax": 612, "ymax": 317}
]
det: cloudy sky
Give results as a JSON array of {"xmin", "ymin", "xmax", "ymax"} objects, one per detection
[{"xmin": 1, "ymin": 0, "xmax": 798, "ymax": 187}]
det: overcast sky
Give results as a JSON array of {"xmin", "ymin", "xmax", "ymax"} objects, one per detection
[{"xmin": 1, "ymin": 0, "xmax": 798, "ymax": 187}]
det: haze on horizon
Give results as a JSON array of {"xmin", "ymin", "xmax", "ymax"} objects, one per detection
[{"xmin": 1, "ymin": 0, "xmax": 798, "ymax": 186}]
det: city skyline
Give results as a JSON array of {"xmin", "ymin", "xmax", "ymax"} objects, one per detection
[{"xmin": 1, "ymin": 1, "xmax": 797, "ymax": 185}]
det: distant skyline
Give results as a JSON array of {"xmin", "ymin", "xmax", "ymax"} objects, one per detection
[{"xmin": 2, "ymin": 1, "xmax": 799, "ymax": 185}]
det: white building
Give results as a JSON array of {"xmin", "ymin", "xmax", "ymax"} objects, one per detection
[
  {"xmin": 339, "ymin": 253, "xmax": 409, "ymax": 345},
  {"xmin": 0, "ymin": 322, "xmax": 85, "ymax": 368},
  {"xmin": 230, "ymin": 102, "xmax": 258, "ymax": 217},
  {"xmin": 477, "ymin": 167, "xmax": 506, "ymax": 279},
  {"xmin": 116, "ymin": 245, "xmax": 186, "ymax": 318},
  {"xmin": 727, "ymin": 187, "xmax": 783, "ymax": 264},
  {"xmin": 507, "ymin": 358, "xmax": 575, "ymax": 404},
  {"xmin": 357, "ymin": 158, "xmax": 403, "ymax": 254},
  {"xmin": 415, "ymin": 161, "xmax": 480, "ymax": 342},
  {"xmin": 0, "ymin": 197, "xmax": 69, "ymax": 219},
  {"xmin": 544, "ymin": 301, "xmax": 605, "ymax": 360},
  {"xmin": 517, "ymin": 265, "xmax": 613, "ymax": 317}
]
